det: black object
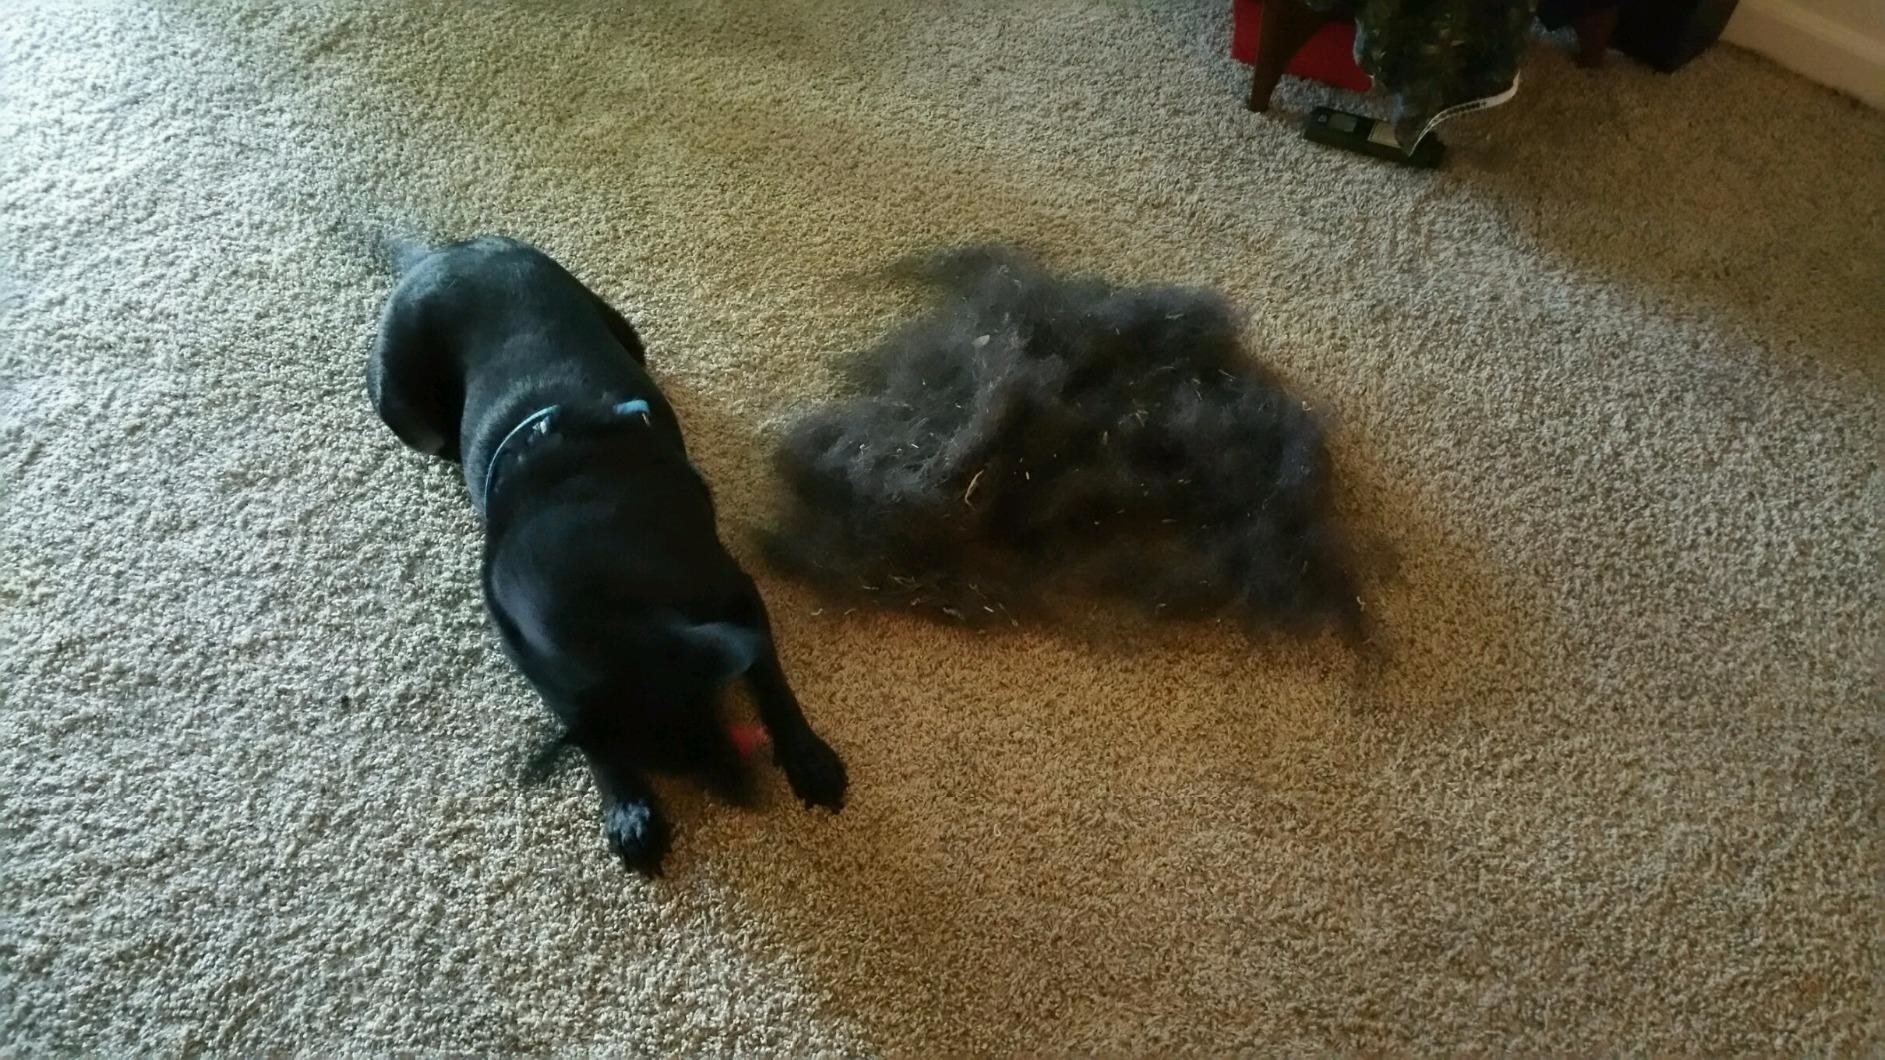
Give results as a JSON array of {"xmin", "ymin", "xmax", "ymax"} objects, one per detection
[
  {"xmin": 368, "ymin": 235, "xmax": 848, "ymax": 877},
  {"xmin": 1616, "ymin": 0, "xmax": 1741, "ymax": 71},
  {"xmin": 1302, "ymin": 107, "xmax": 1446, "ymax": 168}
]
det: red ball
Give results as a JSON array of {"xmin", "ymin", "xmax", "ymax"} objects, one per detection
[{"xmin": 727, "ymin": 723, "xmax": 769, "ymax": 760}]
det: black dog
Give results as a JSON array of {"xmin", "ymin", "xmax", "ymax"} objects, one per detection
[{"xmin": 367, "ymin": 234, "xmax": 846, "ymax": 875}]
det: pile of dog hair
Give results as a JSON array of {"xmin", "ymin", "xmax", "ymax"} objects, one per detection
[{"xmin": 763, "ymin": 246, "xmax": 1362, "ymax": 636}]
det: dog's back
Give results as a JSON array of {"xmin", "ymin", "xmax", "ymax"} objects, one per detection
[{"xmin": 370, "ymin": 235, "xmax": 662, "ymax": 506}]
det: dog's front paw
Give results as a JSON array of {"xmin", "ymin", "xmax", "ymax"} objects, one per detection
[
  {"xmin": 777, "ymin": 734, "xmax": 847, "ymax": 811},
  {"xmin": 603, "ymin": 800, "xmax": 672, "ymax": 876}
]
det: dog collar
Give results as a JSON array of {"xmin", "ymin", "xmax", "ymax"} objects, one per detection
[{"xmin": 481, "ymin": 398, "xmax": 651, "ymax": 511}]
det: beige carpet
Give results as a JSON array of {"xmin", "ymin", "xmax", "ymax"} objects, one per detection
[{"xmin": 2, "ymin": 0, "xmax": 1881, "ymax": 1052}]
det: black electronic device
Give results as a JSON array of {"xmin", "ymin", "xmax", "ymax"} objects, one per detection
[{"xmin": 1302, "ymin": 107, "xmax": 1445, "ymax": 168}]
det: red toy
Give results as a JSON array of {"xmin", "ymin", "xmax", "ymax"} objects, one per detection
[{"xmin": 727, "ymin": 722, "xmax": 769, "ymax": 760}]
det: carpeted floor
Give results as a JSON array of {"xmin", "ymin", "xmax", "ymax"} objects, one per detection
[{"xmin": 2, "ymin": 0, "xmax": 1881, "ymax": 1052}]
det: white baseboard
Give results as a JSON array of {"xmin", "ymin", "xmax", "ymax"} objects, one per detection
[{"xmin": 1722, "ymin": 0, "xmax": 1885, "ymax": 108}]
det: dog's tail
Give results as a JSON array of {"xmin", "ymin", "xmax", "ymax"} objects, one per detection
[
  {"xmin": 332, "ymin": 214, "xmax": 435, "ymax": 276},
  {"xmin": 373, "ymin": 229, "xmax": 433, "ymax": 276}
]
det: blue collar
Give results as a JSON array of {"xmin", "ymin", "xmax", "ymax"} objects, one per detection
[{"xmin": 481, "ymin": 398, "xmax": 651, "ymax": 511}]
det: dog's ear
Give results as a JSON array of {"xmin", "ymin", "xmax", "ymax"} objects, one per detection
[{"xmin": 668, "ymin": 619, "xmax": 765, "ymax": 682}]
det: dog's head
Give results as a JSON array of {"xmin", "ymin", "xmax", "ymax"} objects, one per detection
[
  {"xmin": 516, "ymin": 601, "xmax": 768, "ymax": 803},
  {"xmin": 606, "ymin": 616, "xmax": 766, "ymax": 796}
]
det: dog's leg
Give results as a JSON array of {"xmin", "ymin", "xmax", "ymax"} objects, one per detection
[
  {"xmin": 588, "ymin": 291, "xmax": 647, "ymax": 364},
  {"xmin": 748, "ymin": 650, "xmax": 847, "ymax": 810},
  {"xmin": 367, "ymin": 300, "xmax": 462, "ymax": 461},
  {"xmin": 588, "ymin": 752, "xmax": 672, "ymax": 876},
  {"xmin": 735, "ymin": 597, "xmax": 847, "ymax": 810}
]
